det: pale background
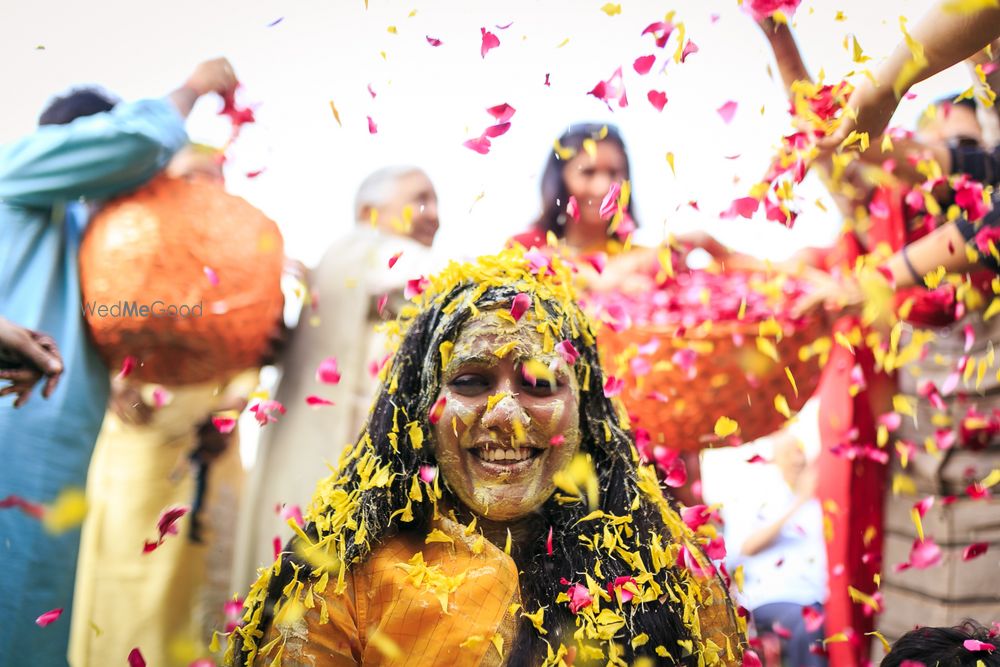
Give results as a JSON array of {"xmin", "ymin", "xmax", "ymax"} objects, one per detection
[{"xmin": 1, "ymin": 0, "xmax": 984, "ymax": 481}]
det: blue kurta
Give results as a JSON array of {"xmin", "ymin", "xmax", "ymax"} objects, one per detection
[{"xmin": 0, "ymin": 98, "xmax": 187, "ymax": 666}]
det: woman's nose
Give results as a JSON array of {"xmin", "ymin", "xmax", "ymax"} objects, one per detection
[{"xmin": 480, "ymin": 391, "xmax": 529, "ymax": 433}]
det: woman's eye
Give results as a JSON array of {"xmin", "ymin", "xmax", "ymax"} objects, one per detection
[
  {"xmin": 449, "ymin": 374, "xmax": 490, "ymax": 395},
  {"xmin": 521, "ymin": 377, "xmax": 557, "ymax": 395}
]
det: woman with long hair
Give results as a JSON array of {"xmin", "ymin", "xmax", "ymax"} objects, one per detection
[{"xmin": 225, "ymin": 247, "xmax": 745, "ymax": 666}]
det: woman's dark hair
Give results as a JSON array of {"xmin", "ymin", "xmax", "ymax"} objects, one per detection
[
  {"xmin": 533, "ymin": 123, "xmax": 637, "ymax": 240},
  {"xmin": 228, "ymin": 260, "xmax": 736, "ymax": 666},
  {"xmin": 881, "ymin": 620, "xmax": 1000, "ymax": 667},
  {"xmin": 38, "ymin": 87, "xmax": 118, "ymax": 126}
]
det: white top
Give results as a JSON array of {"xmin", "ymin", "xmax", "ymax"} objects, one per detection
[{"xmin": 723, "ymin": 469, "xmax": 828, "ymax": 611}]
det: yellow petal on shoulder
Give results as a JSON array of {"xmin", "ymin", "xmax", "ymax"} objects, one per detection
[
  {"xmin": 425, "ymin": 528, "xmax": 455, "ymax": 545},
  {"xmin": 491, "ymin": 632, "xmax": 505, "ymax": 658}
]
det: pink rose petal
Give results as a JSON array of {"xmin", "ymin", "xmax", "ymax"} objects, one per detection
[
  {"xmin": 681, "ymin": 40, "xmax": 699, "ymax": 62},
  {"xmin": 367, "ymin": 116, "xmax": 377, "ymax": 134},
  {"xmin": 35, "ymin": 608, "xmax": 63, "ymax": 627},
  {"xmin": 426, "ymin": 35, "xmax": 442, "ymax": 46},
  {"xmin": 305, "ymin": 395, "xmax": 334, "ymax": 406},
  {"xmin": 419, "ymin": 465, "xmax": 438, "ymax": 484},
  {"xmin": 556, "ymin": 340, "xmax": 580, "ymax": 365},
  {"xmin": 486, "ymin": 103, "xmax": 516, "ymax": 123},
  {"xmin": 717, "ymin": 100, "xmax": 738, "ymax": 124},
  {"xmin": 463, "ymin": 135, "xmax": 492, "ymax": 154},
  {"xmin": 128, "ymin": 648, "xmax": 147, "ymax": 667},
  {"xmin": 964, "ymin": 639, "xmax": 996, "ymax": 652},
  {"xmin": 480, "ymin": 27, "xmax": 500, "ymax": 58},
  {"xmin": 212, "ymin": 416, "xmax": 237, "ymax": 434},
  {"xmin": 316, "ymin": 357, "xmax": 342, "ymax": 384},
  {"xmin": 963, "ymin": 542, "xmax": 988, "ymax": 561},
  {"xmin": 388, "ymin": 252, "xmax": 403, "ymax": 268},
  {"xmin": 633, "ymin": 54, "xmax": 656, "ymax": 74},
  {"xmin": 510, "ymin": 293, "xmax": 531, "ymax": 322},
  {"xmin": 647, "ymin": 90, "xmax": 668, "ymax": 112}
]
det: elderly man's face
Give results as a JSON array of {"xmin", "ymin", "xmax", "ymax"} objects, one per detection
[{"xmin": 376, "ymin": 171, "xmax": 440, "ymax": 246}]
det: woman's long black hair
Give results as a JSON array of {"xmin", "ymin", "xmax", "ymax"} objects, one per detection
[
  {"xmin": 227, "ymin": 261, "xmax": 738, "ymax": 666},
  {"xmin": 532, "ymin": 123, "xmax": 637, "ymax": 240}
]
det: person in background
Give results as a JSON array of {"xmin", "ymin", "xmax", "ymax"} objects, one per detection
[
  {"xmin": 724, "ymin": 430, "xmax": 828, "ymax": 667},
  {"xmin": 232, "ymin": 166, "xmax": 443, "ymax": 590},
  {"xmin": 880, "ymin": 620, "xmax": 1000, "ymax": 667},
  {"xmin": 68, "ymin": 145, "xmax": 260, "ymax": 667},
  {"xmin": 0, "ymin": 59, "xmax": 238, "ymax": 665}
]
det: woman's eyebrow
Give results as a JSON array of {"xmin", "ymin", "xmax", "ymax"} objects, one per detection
[{"xmin": 446, "ymin": 353, "xmax": 498, "ymax": 369}]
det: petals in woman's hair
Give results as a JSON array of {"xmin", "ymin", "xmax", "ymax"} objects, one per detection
[
  {"xmin": 964, "ymin": 639, "xmax": 996, "ymax": 652},
  {"xmin": 564, "ymin": 582, "xmax": 593, "ymax": 614},
  {"xmin": 545, "ymin": 526, "xmax": 554, "ymax": 556},
  {"xmin": 426, "ymin": 35, "xmax": 442, "ymax": 46},
  {"xmin": 419, "ymin": 465, "xmax": 438, "ymax": 483},
  {"xmin": 556, "ymin": 340, "xmax": 580, "ymax": 365},
  {"xmin": 549, "ymin": 435, "xmax": 566, "ymax": 447},
  {"xmin": 429, "ymin": 396, "xmax": 447, "ymax": 424},
  {"xmin": 305, "ymin": 395, "xmax": 334, "ymax": 406},
  {"xmin": 510, "ymin": 293, "xmax": 532, "ymax": 321},
  {"xmin": 405, "ymin": 276, "xmax": 430, "ymax": 299},
  {"xmin": 480, "ymin": 27, "xmax": 500, "ymax": 58},
  {"xmin": 717, "ymin": 100, "xmax": 738, "ymax": 124},
  {"xmin": 633, "ymin": 54, "xmax": 655, "ymax": 75},
  {"xmin": 647, "ymin": 90, "xmax": 668, "ymax": 112},
  {"xmin": 35, "ymin": 608, "xmax": 63, "ymax": 627},
  {"xmin": 127, "ymin": 648, "xmax": 147, "ymax": 667},
  {"xmin": 316, "ymin": 357, "xmax": 342, "ymax": 384}
]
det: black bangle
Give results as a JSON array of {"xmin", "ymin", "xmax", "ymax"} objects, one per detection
[{"xmin": 901, "ymin": 246, "xmax": 924, "ymax": 288}]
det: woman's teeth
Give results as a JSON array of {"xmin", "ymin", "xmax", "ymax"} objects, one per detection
[{"xmin": 474, "ymin": 448, "xmax": 536, "ymax": 463}]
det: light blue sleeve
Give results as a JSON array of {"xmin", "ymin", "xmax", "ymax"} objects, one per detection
[{"xmin": 0, "ymin": 97, "xmax": 188, "ymax": 209}]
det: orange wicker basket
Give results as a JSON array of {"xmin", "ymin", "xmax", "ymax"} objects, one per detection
[
  {"xmin": 596, "ymin": 284, "xmax": 825, "ymax": 452},
  {"xmin": 80, "ymin": 175, "xmax": 284, "ymax": 385}
]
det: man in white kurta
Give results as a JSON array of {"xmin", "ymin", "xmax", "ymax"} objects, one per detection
[{"xmin": 233, "ymin": 167, "xmax": 443, "ymax": 588}]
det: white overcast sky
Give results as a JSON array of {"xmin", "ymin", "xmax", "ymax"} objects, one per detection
[{"xmin": 1, "ymin": 0, "xmax": 980, "ymax": 267}]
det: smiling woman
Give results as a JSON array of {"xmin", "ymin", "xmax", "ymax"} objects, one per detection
[{"xmin": 226, "ymin": 247, "xmax": 746, "ymax": 667}]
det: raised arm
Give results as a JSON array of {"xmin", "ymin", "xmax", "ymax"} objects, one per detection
[
  {"xmin": 0, "ymin": 58, "xmax": 237, "ymax": 209},
  {"xmin": 758, "ymin": 19, "xmax": 812, "ymax": 95},
  {"xmin": 821, "ymin": 3, "xmax": 1000, "ymax": 150}
]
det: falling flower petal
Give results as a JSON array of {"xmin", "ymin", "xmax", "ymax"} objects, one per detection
[
  {"xmin": 633, "ymin": 54, "xmax": 656, "ymax": 74},
  {"xmin": 249, "ymin": 399, "xmax": 286, "ymax": 427},
  {"xmin": 118, "ymin": 356, "xmax": 137, "ymax": 380},
  {"xmin": 908, "ymin": 537, "xmax": 943, "ymax": 569},
  {"xmin": 35, "ymin": 608, "xmax": 63, "ymax": 627},
  {"xmin": 305, "ymin": 395, "xmax": 334, "ymax": 406},
  {"xmin": 680, "ymin": 40, "xmax": 699, "ymax": 62},
  {"xmin": 377, "ymin": 293, "xmax": 389, "ymax": 315},
  {"xmin": 128, "ymin": 648, "xmax": 147, "ymax": 667},
  {"xmin": 483, "ymin": 123, "xmax": 511, "ymax": 138},
  {"xmin": 714, "ymin": 416, "xmax": 738, "ymax": 437},
  {"xmin": 463, "ymin": 135, "xmax": 492, "ymax": 154},
  {"xmin": 486, "ymin": 103, "xmax": 516, "ymax": 123},
  {"xmin": 426, "ymin": 35, "xmax": 442, "ymax": 46},
  {"xmin": 316, "ymin": 357, "xmax": 342, "ymax": 384},
  {"xmin": 717, "ymin": 100, "xmax": 738, "ymax": 123},
  {"xmin": 742, "ymin": 649, "xmax": 763, "ymax": 667},
  {"xmin": 404, "ymin": 277, "xmax": 429, "ymax": 299},
  {"xmin": 603, "ymin": 376, "xmax": 624, "ymax": 397},
  {"xmin": 600, "ymin": 182, "xmax": 622, "ymax": 220},
  {"xmin": 388, "ymin": 252, "xmax": 403, "ymax": 268},
  {"xmin": 367, "ymin": 116, "xmax": 378, "ymax": 134},
  {"xmin": 0, "ymin": 494, "xmax": 45, "ymax": 519},
  {"xmin": 647, "ymin": 90, "xmax": 668, "ymax": 111},
  {"xmin": 480, "ymin": 27, "xmax": 500, "ymax": 58},
  {"xmin": 211, "ymin": 415, "xmax": 237, "ymax": 434},
  {"xmin": 279, "ymin": 504, "xmax": 304, "ymax": 527},
  {"xmin": 143, "ymin": 505, "xmax": 189, "ymax": 554},
  {"xmin": 567, "ymin": 195, "xmax": 580, "ymax": 222},
  {"xmin": 802, "ymin": 605, "xmax": 825, "ymax": 633},
  {"xmin": 963, "ymin": 542, "xmax": 988, "ymax": 561},
  {"xmin": 721, "ymin": 197, "xmax": 760, "ymax": 219},
  {"xmin": 544, "ymin": 73, "xmax": 551, "ymax": 86},
  {"xmin": 600, "ymin": 3, "xmax": 621, "ymax": 15},
  {"xmin": 367, "ymin": 83, "xmax": 377, "ymax": 99},
  {"xmin": 203, "ymin": 266, "xmax": 219, "ymax": 286},
  {"xmin": 546, "ymin": 526, "xmax": 554, "ymax": 556}
]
